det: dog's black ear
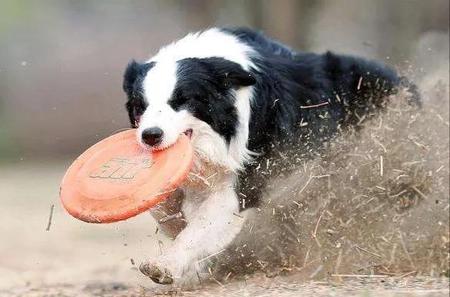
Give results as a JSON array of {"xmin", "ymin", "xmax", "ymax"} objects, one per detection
[
  {"xmin": 202, "ymin": 57, "xmax": 256, "ymax": 89},
  {"xmin": 123, "ymin": 60, "xmax": 154, "ymax": 95},
  {"xmin": 223, "ymin": 67, "xmax": 256, "ymax": 88}
]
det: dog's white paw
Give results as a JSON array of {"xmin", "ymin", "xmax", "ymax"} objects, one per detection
[
  {"xmin": 139, "ymin": 260, "xmax": 177, "ymax": 285},
  {"xmin": 139, "ymin": 256, "xmax": 205, "ymax": 288}
]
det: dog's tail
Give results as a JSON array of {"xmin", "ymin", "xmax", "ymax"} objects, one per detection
[{"xmin": 324, "ymin": 51, "xmax": 421, "ymax": 126}]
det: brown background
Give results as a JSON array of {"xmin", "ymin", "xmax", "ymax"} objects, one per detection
[{"xmin": 0, "ymin": 0, "xmax": 448, "ymax": 161}]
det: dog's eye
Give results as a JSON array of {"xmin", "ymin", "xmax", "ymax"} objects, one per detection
[
  {"xmin": 172, "ymin": 92, "xmax": 190, "ymax": 107},
  {"xmin": 132, "ymin": 103, "xmax": 146, "ymax": 127},
  {"xmin": 194, "ymin": 95, "xmax": 207, "ymax": 102},
  {"xmin": 134, "ymin": 106, "xmax": 144, "ymax": 117},
  {"xmin": 135, "ymin": 104, "xmax": 144, "ymax": 114},
  {"xmin": 134, "ymin": 115, "xmax": 141, "ymax": 127}
]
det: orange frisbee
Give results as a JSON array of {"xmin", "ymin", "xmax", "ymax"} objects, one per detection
[{"xmin": 60, "ymin": 129, "xmax": 193, "ymax": 223}]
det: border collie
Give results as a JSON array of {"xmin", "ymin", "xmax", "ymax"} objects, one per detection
[{"xmin": 122, "ymin": 27, "xmax": 417, "ymax": 285}]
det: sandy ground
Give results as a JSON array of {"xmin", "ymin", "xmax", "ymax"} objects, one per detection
[
  {"xmin": 2, "ymin": 276, "xmax": 449, "ymax": 297},
  {"xmin": 0, "ymin": 162, "xmax": 448, "ymax": 296}
]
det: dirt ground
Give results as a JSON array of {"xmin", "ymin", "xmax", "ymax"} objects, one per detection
[
  {"xmin": 1, "ymin": 65, "xmax": 449, "ymax": 297},
  {"xmin": 0, "ymin": 162, "xmax": 448, "ymax": 297},
  {"xmin": 2, "ymin": 276, "xmax": 449, "ymax": 297}
]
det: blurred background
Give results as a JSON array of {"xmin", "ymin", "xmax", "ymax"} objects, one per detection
[
  {"xmin": 0, "ymin": 0, "xmax": 448, "ymax": 294},
  {"xmin": 0, "ymin": 0, "xmax": 448, "ymax": 160}
]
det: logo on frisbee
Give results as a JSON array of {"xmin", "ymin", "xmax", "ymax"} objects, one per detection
[{"xmin": 89, "ymin": 157, "xmax": 153, "ymax": 180}]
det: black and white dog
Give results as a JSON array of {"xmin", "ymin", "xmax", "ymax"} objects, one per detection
[{"xmin": 123, "ymin": 28, "xmax": 415, "ymax": 285}]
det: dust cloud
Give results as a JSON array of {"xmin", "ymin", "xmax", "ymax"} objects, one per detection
[{"xmin": 213, "ymin": 68, "xmax": 449, "ymax": 282}]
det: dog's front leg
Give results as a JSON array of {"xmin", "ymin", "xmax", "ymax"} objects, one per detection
[{"xmin": 140, "ymin": 185, "xmax": 244, "ymax": 285}]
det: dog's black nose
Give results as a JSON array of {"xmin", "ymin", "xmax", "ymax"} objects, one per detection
[{"xmin": 141, "ymin": 127, "xmax": 164, "ymax": 146}]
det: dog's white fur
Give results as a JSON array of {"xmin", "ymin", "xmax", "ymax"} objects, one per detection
[
  {"xmin": 138, "ymin": 29, "xmax": 256, "ymax": 170},
  {"xmin": 137, "ymin": 28, "xmax": 256, "ymax": 285}
]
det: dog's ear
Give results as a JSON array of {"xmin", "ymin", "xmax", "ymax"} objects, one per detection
[
  {"xmin": 202, "ymin": 57, "xmax": 256, "ymax": 89},
  {"xmin": 222, "ymin": 67, "xmax": 256, "ymax": 88},
  {"xmin": 123, "ymin": 60, "xmax": 154, "ymax": 95}
]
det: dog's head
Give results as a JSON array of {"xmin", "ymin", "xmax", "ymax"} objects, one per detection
[{"xmin": 123, "ymin": 35, "xmax": 256, "ymax": 171}]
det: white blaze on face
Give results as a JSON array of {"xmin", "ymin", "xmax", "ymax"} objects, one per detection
[{"xmin": 137, "ymin": 60, "xmax": 189, "ymax": 150}]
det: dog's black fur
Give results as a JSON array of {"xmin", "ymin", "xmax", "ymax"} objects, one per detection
[
  {"xmin": 221, "ymin": 28, "xmax": 419, "ymax": 210},
  {"xmin": 123, "ymin": 60, "xmax": 154, "ymax": 128},
  {"xmin": 172, "ymin": 57, "xmax": 256, "ymax": 143}
]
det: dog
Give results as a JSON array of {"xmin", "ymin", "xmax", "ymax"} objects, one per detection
[{"xmin": 122, "ymin": 27, "xmax": 418, "ymax": 285}]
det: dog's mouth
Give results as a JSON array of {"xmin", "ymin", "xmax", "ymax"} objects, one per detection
[{"xmin": 183, "ymin": 129, "xmax": 193, "ymax": 139}]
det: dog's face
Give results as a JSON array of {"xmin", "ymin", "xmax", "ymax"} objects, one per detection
[{"xmin": 123, "ymin": 57, "xmax": 255, "ymax": 155}]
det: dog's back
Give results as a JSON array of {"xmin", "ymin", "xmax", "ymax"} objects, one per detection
[
  {"xmin": 228, "ymin": 28, "xmax": 420, "ymax": 209},
  {"xmin": 228, "ymin": 27, "xmax": 419, "ymax": 130}
]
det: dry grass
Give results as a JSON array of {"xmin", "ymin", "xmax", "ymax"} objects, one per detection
[{"xmin": 213, "ymin": 77, "xmax": 449, "ymax": 282}]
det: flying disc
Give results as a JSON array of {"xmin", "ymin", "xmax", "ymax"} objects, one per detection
[{"xmin": 60, "ymin": 129, "xmax": 193, "ymax": 223}]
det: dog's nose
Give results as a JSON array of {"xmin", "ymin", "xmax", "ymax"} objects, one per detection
[{"xmin": 141, "ymin": 127, "xmax": 164, "ymax": 146}]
